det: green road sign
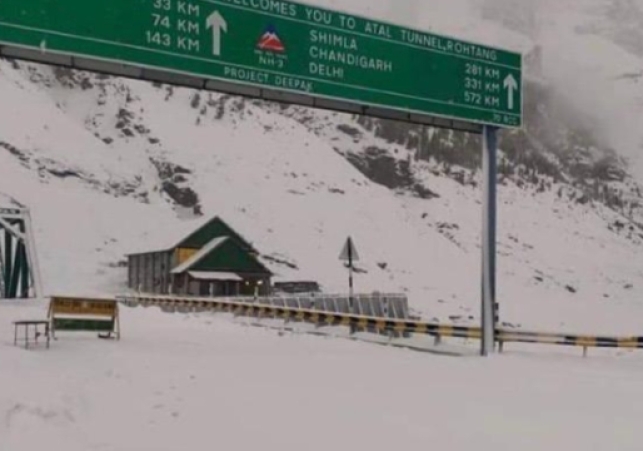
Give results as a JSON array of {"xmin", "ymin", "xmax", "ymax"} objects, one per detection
[{"xmin": 0, "ymin": 0, "xmax": 522, "ymax": 128}]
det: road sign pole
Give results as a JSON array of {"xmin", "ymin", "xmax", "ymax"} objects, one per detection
[
  {"xmin": 23, "ymin": 209, "xmax": 43, "ymax": 298},
  {"xmin": 348, "ymin": 242, "xmax": 354, "ymax": 307},
  {"xmin": 481, "ymin": 125, "xmax": 498, "ymax": 356},
  {"xmin": 0, "ymin": 223, "xmax": 5, "ymax": 298},
  {"xmin": 349, "ymin": 263, "xmax": 354, "ymax": 301}
]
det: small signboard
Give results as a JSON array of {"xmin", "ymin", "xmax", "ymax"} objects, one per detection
[
  {"xmin": 49, "ymin": 297, "xmax": 118, "ymax": 316},
  {"xmin": 339, "ymin": 237, "xmax": 359, "ymax": 263},
  {"xmin": 48, "ymin": 296, "xmax": 120, "ymax": 339}
]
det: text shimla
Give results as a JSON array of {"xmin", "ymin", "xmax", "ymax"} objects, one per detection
[{"xmin": 309, "ymin": 30, "xmax": 394, "ymax": 80}]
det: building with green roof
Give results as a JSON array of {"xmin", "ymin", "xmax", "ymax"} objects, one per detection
[{"xmin": 127, "ymin": 216, "xmax": 272, "ymax": 297}]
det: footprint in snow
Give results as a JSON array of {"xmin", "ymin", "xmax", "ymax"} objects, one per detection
[{"xmin": 4, "ymin": 403, "xmax": 75, "ymax": 428}]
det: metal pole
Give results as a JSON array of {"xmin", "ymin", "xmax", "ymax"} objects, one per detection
[
  {"xmin": 347, "ymin": 238, "xmax": 354, "ymax": 312},
  {"xmin": 0, "ymin": 225, "xmax": 5, "ymax": 298},
  {"xmin": 418, "ymin": 124, "xmax": 424, "ymax": 160},
  {"xmin": 481, "ymin": 125, "xmax": 498, "ymax": 356},
  {"xmin": 5, "ymin": 224, "xmax": 13, "ymax": 297},
  {"xmin": 23, "ymin": 209, "xmax": 44, "ymax": 298}
]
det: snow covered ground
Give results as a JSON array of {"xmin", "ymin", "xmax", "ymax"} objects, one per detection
[{"xmin": 2, "ymin": 300, "xmax": 643, "ymax": 451}]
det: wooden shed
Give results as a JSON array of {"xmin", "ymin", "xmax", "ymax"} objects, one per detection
[{"xmin": 127, "ymin": 217, "xmax": 272, "ymax": 297}]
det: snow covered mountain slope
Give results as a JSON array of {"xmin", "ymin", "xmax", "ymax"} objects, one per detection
[{"xmin": 2, "ymin": 0, "xmax": 643, "ymax": 334}]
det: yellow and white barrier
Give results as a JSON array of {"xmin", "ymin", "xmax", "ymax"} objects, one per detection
[{"xmin": 108, "ymin": 294, "xmax": 643, "ymax": 353}]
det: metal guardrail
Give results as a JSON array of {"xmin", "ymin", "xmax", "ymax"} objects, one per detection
[
  {"xmin": 115, "ymin": 294, "xmax": 643, "ymax": 354},
  {"xmin": 118, "ymin": 293, "xmax": 472, "ymax": 335},
  {"xmin": 497, "ymin": 330, "xmax": 643, "ymax": 352},
  {"xmin": 229, "ymin": 292, "xmax": 410, "ymax": 319}
]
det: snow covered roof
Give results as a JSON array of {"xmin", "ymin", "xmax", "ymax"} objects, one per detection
[
  {"xmin": 170, "ymin": 236, "xmax": 228, "ymax": 274},
  {"xmin": 127, "ymin": 216, "xmax": 257, "ymax": 256},
  {"xmin": 187, "ymin": 271, "xmax": 243, "ymax": 281}
]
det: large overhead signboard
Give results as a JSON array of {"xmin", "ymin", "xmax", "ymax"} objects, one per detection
[{"xmin": 0, "ymin": 0, "xmax": 522, "ymax": 129}]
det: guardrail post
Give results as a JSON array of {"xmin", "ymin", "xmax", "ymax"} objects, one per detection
[{"xmin": 583, "ymin": 346, "xmax": 588, "ymax": 358}]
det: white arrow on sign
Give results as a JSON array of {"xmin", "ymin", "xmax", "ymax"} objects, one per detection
[
  {"xmin": 503, "ymin": 74, "xmax": 518, "ymax": 110},
  {"xmin": 206, "ymin": 11, "xmax": 227, "ymax": 57}
]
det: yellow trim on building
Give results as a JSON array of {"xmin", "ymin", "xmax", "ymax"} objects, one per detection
[{"xmin": 175, "ymin": 247, "xmax": 198, "ymax": 265}]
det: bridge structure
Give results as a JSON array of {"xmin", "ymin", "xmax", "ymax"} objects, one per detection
[{"xmin": 0, "ymin": 207, "xmax": 43, "ymax": 299}]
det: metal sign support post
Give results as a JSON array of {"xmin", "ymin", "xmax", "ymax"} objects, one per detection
[
  {"xmin": 481, "ymin": 125, "xmax": 498, "ymax": 356},
  {"xmin": 348, "ymin": 254, "xmax": 354, "ymax": 303},
  {"xmin": 23, "ymin": 209, "xmax": 43, "ymax": 298}
]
